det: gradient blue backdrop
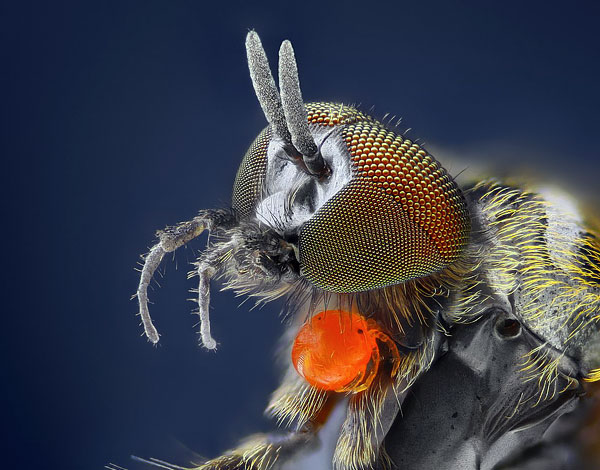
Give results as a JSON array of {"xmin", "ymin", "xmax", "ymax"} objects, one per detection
[{"xmin": 3, "ymin": 1, "xmax": 600, "ymax": 468}]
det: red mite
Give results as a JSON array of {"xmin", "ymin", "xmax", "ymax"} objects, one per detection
[{"xmin": 292, "ymin": 310, "xmax": 400, "ymax": 393}]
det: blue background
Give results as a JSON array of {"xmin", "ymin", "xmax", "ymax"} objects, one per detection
[{"xmin": 3, "ymin": 1, "xmax": 600, "ymax": 468}]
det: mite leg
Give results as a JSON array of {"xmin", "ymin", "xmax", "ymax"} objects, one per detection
[{"xmin": 136, "ymin": 209, "xmax": 234, "ymax": 344}]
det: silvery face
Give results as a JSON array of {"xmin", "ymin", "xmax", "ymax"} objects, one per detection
[{"xmin": 255, "ymin": 125, "xmax": 352, "ymax": 235}]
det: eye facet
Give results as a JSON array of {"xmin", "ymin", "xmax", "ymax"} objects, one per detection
[
  {"xmin": 299, "ymin": 121, "xmax": 470, "ymax": 292},
  {"xmin": 232, "ymin": 126, "xmax": 271, "ymax": 218},
  {"xmin": 232, "ymin": 103, "xmax": 470, "ymax": 293}
]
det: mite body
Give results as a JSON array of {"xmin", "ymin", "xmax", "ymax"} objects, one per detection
[
  {"xmin": 134, "ymin": 32, "xmax": 600, "ymax": 470},
  {"xmin": 292, "ymin": 310, "xmax": 401, "ymax": 393}
]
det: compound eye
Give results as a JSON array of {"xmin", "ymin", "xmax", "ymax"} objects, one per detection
[
  {"xmin": 298, "ymin": 123, "xmax": 470, "ymax": 293},
  {"xmin": 232, "ymin": 126, "xmax": 271, "ymax": 218}
]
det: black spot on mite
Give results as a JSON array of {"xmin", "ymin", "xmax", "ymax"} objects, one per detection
[{"xmin": 357, "ymin": 329, "xmax": 364, "ymax": 334}]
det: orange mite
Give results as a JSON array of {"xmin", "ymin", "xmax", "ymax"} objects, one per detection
[{"xmin": 292, "ymin": 310, "xmax": 400, "ymax": 393}]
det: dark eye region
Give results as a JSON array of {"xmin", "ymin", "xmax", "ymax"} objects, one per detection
[{"xmin": 495, "ymin": 316, "xmax": 522, "ymax": 339}]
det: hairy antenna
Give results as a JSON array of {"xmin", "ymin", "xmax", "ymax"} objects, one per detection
[
  {"xmin": 278, "ymin": 40, "xmax": 325, "ymax": 175},
  {"xmin": 245, "ymin": 31, "xmax": 291, "ymax": 143},
  {"xmin": 246, "ymin": 31, "xmax": 328, "ymax": 176}
]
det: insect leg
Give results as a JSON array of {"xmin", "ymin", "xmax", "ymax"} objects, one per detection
[
  {"xmin": 138, "ymin": 243, "xmax": 167, "ymax": 343},
  {"xmin": 333, "ymin": 333, "xmax": 440, "ymax": 470},
  {"xmin": 334, "ymin": 378, "xmax": 398, "ymax": 470},
  {"xmin": 194, "ymin": 427, "xmax": 315, "ymax": 470},
  {"xmin": 193, "ymin": 359, "xmax": 335, "ymax": 470},
  {"xmin": 136, "ymin": 210, "xmax": 234, "ymax": 344},
  {"xmin": 266, "ymin": 363, "xmax": 331, "ymax": 429},
  {"xmin": 194, "ymin": 236, "xmax": 241, "ymax": 349},
  {"xmin": 196, "ymin": 398, "xmax": 336, "ymax": 470}
]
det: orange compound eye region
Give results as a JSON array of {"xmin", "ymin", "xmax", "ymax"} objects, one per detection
[{"xmin": 292, "ymin": 310, "xmax": 385, "ymax": 393}]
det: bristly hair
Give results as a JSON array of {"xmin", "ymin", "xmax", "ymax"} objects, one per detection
[{"xmin": 448, "ymin": 180, "xmax": 600, "ymax": 402}]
